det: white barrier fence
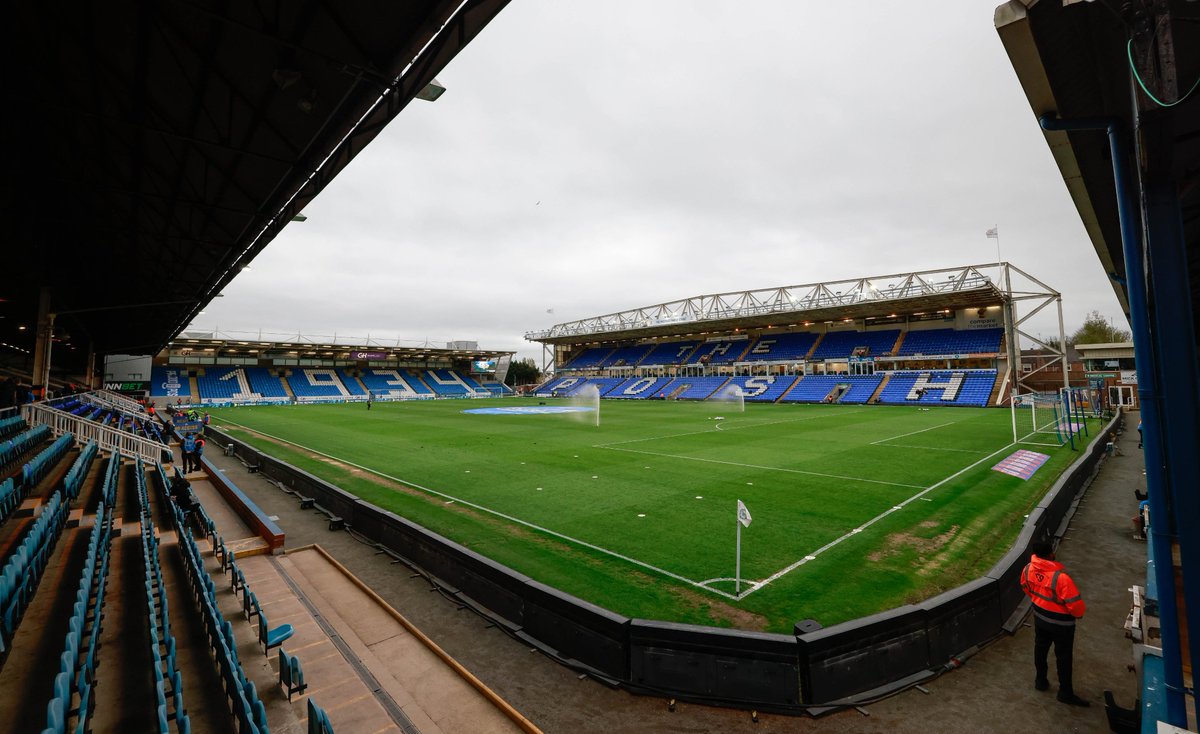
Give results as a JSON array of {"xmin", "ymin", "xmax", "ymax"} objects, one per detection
[{"xmin": 21, "ymin": 402, "xmax": 171, "ymax": 464}]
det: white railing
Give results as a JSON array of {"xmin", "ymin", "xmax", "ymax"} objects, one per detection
[
  {"xmin": 92, "ymin": 390, "xmax": 146, "ymax": 412},
  {"xmin": 21, "ymin": 403, "xmax": 171, "ymax": 464}
]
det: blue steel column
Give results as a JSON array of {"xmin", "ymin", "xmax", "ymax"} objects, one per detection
[
  {"xmin": 1038, "ymin": 115, "xmax": 1187, "ymax": 725},
  {"xmin": 1142, "ymin": 142, "xmax": 1200, "ymax": 716}
]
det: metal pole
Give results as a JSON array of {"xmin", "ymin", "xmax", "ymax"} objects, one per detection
[
  {"xmin": 1056, "ymin": 297, "xmax": 1068, "ymax": 391},
  {"xmin": 735, "ymin": 510, "xmax": 742, "ymax": 596},
  {"xmin": 1010, "ymin": 394, "xmax": 1018, "ymax": 444}
]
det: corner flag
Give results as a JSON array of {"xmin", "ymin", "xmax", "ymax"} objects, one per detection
[{"xmin": 737, "ymin": 499, "xmax": 752, "ymax": 527}]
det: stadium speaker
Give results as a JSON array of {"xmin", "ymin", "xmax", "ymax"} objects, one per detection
[{"xmin": 794, "ymin": 619, "xmax": 822, "ymax": 636}]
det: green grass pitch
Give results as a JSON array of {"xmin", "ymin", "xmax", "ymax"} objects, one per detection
[{"xmin": 207, "ymin": 398, "xmax": 1096, "ymax": 633}]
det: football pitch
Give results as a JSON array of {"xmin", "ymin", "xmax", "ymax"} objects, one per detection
[{"xmin": 207, "ymin": 398, "xmax": 1096, "ymax": 633}]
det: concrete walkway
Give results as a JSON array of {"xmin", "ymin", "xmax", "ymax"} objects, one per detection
[{"xmin": 201, "ymin": 414, "xmax": 1148, "ymax": 733}]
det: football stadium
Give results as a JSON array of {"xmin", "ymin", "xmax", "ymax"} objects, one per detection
[{"xmin": 1, "ymin": 2, "xmax": 1198, "ymax": 734}]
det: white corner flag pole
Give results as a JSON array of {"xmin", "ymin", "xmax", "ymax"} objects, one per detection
[
  {"xmin": 735, "ymin": 499, "xmax": 752, "ymax": 597},
  {"xmin": 735, "ymin": 509, "xmax": 742, "ymax": 596}
]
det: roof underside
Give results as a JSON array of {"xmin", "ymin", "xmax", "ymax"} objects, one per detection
[
  {"xmin": 0, "ymin": 0, "xmax": 510, "ymax": 361},
  {"xmin": 996, "ymin": 0, "xmax": 1200, "ymax": 338}
]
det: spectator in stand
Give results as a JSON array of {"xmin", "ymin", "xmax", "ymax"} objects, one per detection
[
  {"xmin": 194, "ymin": 434, "xmax": 206, "ymax": 470},
  {"xmin": 181, "ymin": 432, "xmax": 198, "ymax": 474},
  {"xmin": 169, "ymin": 474, "xmax": 199, "ymax": 531}
]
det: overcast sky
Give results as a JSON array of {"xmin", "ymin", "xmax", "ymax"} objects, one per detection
[{"xmin": 193, "ymin": 0, "xmax": 1126, "ymax": 363}]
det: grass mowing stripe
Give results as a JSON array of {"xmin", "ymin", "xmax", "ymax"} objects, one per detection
[
  {"xmin": 738, "ymin": 429, "xmax": 1042, "ymax": 599},
  {"xmin": 592, "ymin": 408, "xmax": 871, "ymax": 447},
  {"xmin": 598, "ymin": 445, "xmax": 927, "ymax": 489},
  {"xmin": 215, "ymin": 416, "xmax": 741, "ymax": 601}
]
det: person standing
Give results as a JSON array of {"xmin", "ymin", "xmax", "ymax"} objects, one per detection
[
  {"xmin": 1020, "ymin": 541, "xmax": 1089, "ymax": 706},
  {"xmin": 181, "ymin": 432, "xmax": 197, "ymax": 474}
]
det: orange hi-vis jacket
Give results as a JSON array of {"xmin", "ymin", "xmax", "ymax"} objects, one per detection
[{"xmin": 1021, "ymin": 554, "xmax": 1086, "ymax": 625}]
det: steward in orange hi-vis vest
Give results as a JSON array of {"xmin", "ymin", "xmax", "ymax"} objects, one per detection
[
  {"xmin": 1021, "ymin": 554, "xmax": 1086, "ymax": 622},
  {"xmin": 1020, "ymin": 542, "xmax": 1090, "ymax": 707}
]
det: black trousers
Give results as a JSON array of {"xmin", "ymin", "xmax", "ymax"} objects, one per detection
[
  {"xmin": 1033, "ymin": 619, "xmax": 1076, "ymax": 694},
  {"xmin": 182, "ymin": 450, "xmax": 194, "ymax": 473}
]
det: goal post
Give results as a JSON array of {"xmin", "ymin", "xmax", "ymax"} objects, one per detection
[{"xmin": 1011, "ymin": 392, "xmax": 1071, "ymax": 447}]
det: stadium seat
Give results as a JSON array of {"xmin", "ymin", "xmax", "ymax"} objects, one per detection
[
  {"xmin": 809, "ymin": 329, "xmax": 901, "ymax": 361},
  {"xmin": 740, "ymin": 332, "xmax": 819, "ymax": 363},
  {"xmin": 895, "ymin": 327, "xmax": 1003, "ymax": 356},
  {"xmin": 561, "ymin": 346, "xmax": 615, "ymax": 370},
  {"xmin": 279, "ymin": 649, "xmax": 308, "ymax": 701},
  {"xmin": 599, "ymin": 344, "xmax": 654, "ymax": 368},
  {"xmin": 308, "ymin": 698, "xmax": 337, "ymax": 734},
  {"xmin": 287, "ymin": 368, "xmax": 356, "ymax": 398},
  {"xmin": 258, "ymin": 610, "xmax": 294, "ymax": 654},
  {"xmin": 780, "ymin": 374, "xmax": 884, "ymax": 404},
  {"xmin": 639, "ymin": 340, "xmax": 701, "ymax": 366}
]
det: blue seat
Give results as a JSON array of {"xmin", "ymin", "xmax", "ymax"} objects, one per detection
[
  {"xmin": 258, "ymin": 611, "xmax": 294, "ymax": 654},
  {"xmin": 308, "ymin": 698, "xmax": 336, "ymax": 734},
  {"xmin": 279, "ymin": 649, "xmax": 308, "ymax": 701}
]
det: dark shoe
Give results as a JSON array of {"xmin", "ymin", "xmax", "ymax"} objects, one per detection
[
  {"xmin": 1035, "ymin": 678, "xmax": 1050, "ymax": 691},
  {"xmin": 1057, "ymin": 693, "xmax": 1091, "ymax": 707}
]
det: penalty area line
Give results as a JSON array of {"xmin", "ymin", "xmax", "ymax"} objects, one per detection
[
  {"xmin": 598, "ymin": 445, "xmax": 926, "ymax": 489},
  {"xmin": 212, "ymin": 417, "xmax": 739, "ymax": 601},
  {"xmin": 739, "ymin": 431, "xmax": 1043, "ymax": 600}
]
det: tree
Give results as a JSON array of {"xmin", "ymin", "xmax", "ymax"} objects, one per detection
[
  {"xmin": 1037, "ymin": 310, "xmax": 1130, "ymax": 351},
  {"xmin": 504, "ymin": 358, "xmax": 541, "ymax": 387},
  {"xmin": 1069, "ymin": 309, "xmax": 1131, "ymax": 346}
]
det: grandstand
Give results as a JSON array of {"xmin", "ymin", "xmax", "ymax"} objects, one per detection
[{"xmin": 526, "ymin": 264, "xmax": 1067, "ymax": 409}]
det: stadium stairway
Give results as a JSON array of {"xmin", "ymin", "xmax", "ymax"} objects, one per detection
[
  {"xmin": 188, "ymin": 375, "xmax": 200, "ymax": 403},
  {"xmin": 279, "ymin": 372, "xmax": 296, "ymax": 400},
  {"xmin": 868, "ymin": 373, "xmax": 891, "ymax": 403},
  {"xmin": 180, "ymin": 443, "xmax": 538, "ymax": 733}
]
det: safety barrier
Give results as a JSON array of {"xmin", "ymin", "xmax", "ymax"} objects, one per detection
[
  {"xmin": 206, "ymin": 412, "xmax": 1119, "ymax": 711},
  {"xmin": 199, "ymin": 456, "xmax": 284, "ymax": 553},
  {"xmin": 21, "ymin": 402, "xmax": 170, "ymax": 465}
]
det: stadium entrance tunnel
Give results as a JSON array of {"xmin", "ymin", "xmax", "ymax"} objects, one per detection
[{"xmin": 206, "ymin": 413, "xmax": 1120, "ymax": 713}]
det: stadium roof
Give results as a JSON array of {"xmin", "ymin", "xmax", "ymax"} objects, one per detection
[
  {"xmin": 164, "ymin": 334, "xmax": 512, "ymax": 363},
  {"xmin": 996, "ymin": 0, "xmax": 1200, "ymax": 323},
  {"xmin": 526, "ymin": 264, "xmax": 1019, "ymax": 345},
  {"xmin": 0, "ymin": 1, "xmax": 510, "ymax": 361}
]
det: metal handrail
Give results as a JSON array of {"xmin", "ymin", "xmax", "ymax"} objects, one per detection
[
  {"xmin": 91, "ymin": 389, "xmax": 146, "ymax": 414},
  {"xmin": 21, "ymin": 403, "xmax": 171, "ymax": 464}
]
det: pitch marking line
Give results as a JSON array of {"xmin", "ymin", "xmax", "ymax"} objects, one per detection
[
  {"xmin": 592, "ymin": 409, "xmax": 871, "ymax": 448},
  {"xmin": 213, "ymin": 418, "xmax": 741, "ymax": 601},
  {"xmin": 878, "ymin": 422, "xmax": 969, "ymax": 443},
  {"xmin": 736, "ymin": 428, "xmax": 1045, "ymax": 600},
  {"xmin": 598, "ymin": 445, "xmax": 926, "ymax": 489},
  {"xmin": 877, "ymin": 444, "xmax": 989, "ymax": 454}
]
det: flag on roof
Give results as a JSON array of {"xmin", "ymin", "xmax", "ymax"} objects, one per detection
[{"xmin": 985, "ymin": 227, "xmax": 999, "ymax": 238}]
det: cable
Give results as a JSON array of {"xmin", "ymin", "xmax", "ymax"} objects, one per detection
[{"xmin": 1127, "ymin": 39, "xmax": 1200, "ymax": 108}]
